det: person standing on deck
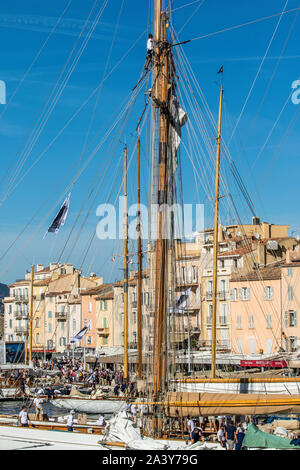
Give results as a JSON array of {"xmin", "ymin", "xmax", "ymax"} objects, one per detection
[
  {"xmin": 186, "ymin": 416, "xmax": 194, "ymax": 440},
  {"xmin": 225, "ymin": 420, "xmax": 237, "ymax": 450},
  {"xmin": 67, "ymin": 410, "xmax": 75, "ymax": 432},
  {"xmin": 235, "ymin": 422, "xmax": 245, "ymax": 450},
  {"xmin": 33, "ymin": 394, "xmax": 43, "ymax": 419},
  {"xmin": 18, "ymin": 405, "xmax": 31, "ymax": 427}
]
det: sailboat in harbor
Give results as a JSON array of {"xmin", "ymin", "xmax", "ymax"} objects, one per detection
[{"xmin": 2, "ymin": 0, "xmax": 300, "ymax": 451}]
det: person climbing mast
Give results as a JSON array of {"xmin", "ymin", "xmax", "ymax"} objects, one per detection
[{"xmin": 145, "ymin": 33, "xmax": 154, "ymax": 70}]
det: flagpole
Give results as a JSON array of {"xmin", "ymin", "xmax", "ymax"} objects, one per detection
[
  {"xmin": 123, "ymin": 144, "xmax": 128, "ymax": 382},
  {"xmin": 211, "ymin": 83, "xmax": 224, "ymax": 380}
]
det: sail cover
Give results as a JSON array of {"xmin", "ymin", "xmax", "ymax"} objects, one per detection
[
  {"xmin": 243, "ymin": 423, "xmax": 300, "ymax": 450},
  {"xmin": 164, "ymin": 392, "xmax": 300, "ymax": 417}
]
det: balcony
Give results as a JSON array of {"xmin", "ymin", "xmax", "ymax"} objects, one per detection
[
  {"xmin": 198, "ymin": 340, "xmax": 231, "ymax": 351},
  {"xmin": 206, "ymin": 292, "xmax": 213, "ymax": 301},
  {"xmin": 131, "ymin": 301, "xmax": 137, "ymax": 308},
  {"xmin": 207, "ymin": 316, "xmax": 228, "ymax": 326},
  {"xmin": 15, "ymin": 295, "xmax": 29, "ymax": 303},
  {"xmin": 55, "ymin": 311, "xmax": 67, "ymax": 321},
  {"xmin": 14, "ymin": 311, "xmax": 28, "ymax": 320},
  {"xmin": 177, "ymin": 278, "xmax": 198, "ymax": 287},
  {"xmin": 97, "ymin": 327, "xmax": 110, "ymax": 336},
  {"xmin": 14, "ymin": 326, "xmax": 28, "ymax": 335}
]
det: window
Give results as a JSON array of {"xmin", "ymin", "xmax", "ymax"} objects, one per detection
[
  {"xmin": 132, "ymin": 312, "xmax": 137, "ymax": 324},
  {"xmin": 87, "ymin": 336, "xmax": 92, "ymax": 345},
  {"xmin": 285, "ymin": 310, "xmax": 297, "ymax": 327},
  {"xmin": 48, "ymin": 323, "xmax": 52, "ymax": 333},
  {"xmin": 220, "ymin": 303, "xmax": 227, "ymax": 323},
  {"xmin": 288, "ymin": 267, "xmax": 293, "ymax": 277},
  {"xmin": 36, "ymin": 333, "xmax": 41, "ymax": 344},
  {"xmin": 237, "ymin": 315, "xmax": 242, "ymax": 329},
  {"xmin": 182, "ymin": 267, "xmax": 186, "ymax": 283},
  {"xmin": 48, "ymin": 311, "xmax": 52, "ymax": 318},
  {"xmin": 208, "ymin": 304, "xmax": 213, "ymax": 323},
  {"xmin": 266, "ymin": 339, "xmax": 273, "ymax": 354},
  {"xmin": 35, "ymin": 317, "xmax": 40, "ymax": 328},
  {"xmin": 249, "ymin": 338, "xmax": 255, "ymax": 354},
  {"xmin": 237, "ymin": 339, "xmax": 243, "ymax": 354},
  {"xmin": 72, "ymin": 319, "xmax": 76, "ymax": 332},
  {"xmin": 9, "ymin": 319, "xmax": 12, "ymax": 329},
  {"xmin": 240, "ymin": 287, "xmax": 250, "ymax": 301},
  {"xmin": 49, "ymin": 296, "xmax": 53, "ymax": 303},
  {"xmin": 88, "ymin": 302, "xmax": 92, "ymax": 312},
  {"xmin": 248, "ymin": 315, "xmax": 254, "ymax": 329},
  {"xmin": 264, "ymin": 286, "xmax": 273, "ymax": 301},
  {"xmin": 103, "ymin": 317, "xmax": 107, "ymax": 328},
  {"xmin": 60, "ymin": 337, "xmax": 66, "ymax": 346},
  {"xmin": 266, "ymin": 315, "xmax": 272, "ymax": 329}
]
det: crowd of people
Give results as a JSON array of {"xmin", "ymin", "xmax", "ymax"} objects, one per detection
[
  {"xmin": 30, "ymin": 359, "xmax": 137, "ymax": 395},
  {"xmin": 186, "ymin": 415, "xmax": 247, "ymax": 450}
]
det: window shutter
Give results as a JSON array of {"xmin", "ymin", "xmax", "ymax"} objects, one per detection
[
  {"xmin": 264, "ymin": 287, "xmax": 267, "ymax": 300},
  {"xmin": 285, "ymin": 312, "xmax": 289, "ymax": 328},
  {"xmin": 239, "ymin": 288, "xmax": 242, "ymax": 300},
  {"xmin": 294, "ymin": 311, "xmax": 297, "ymax": 328}
]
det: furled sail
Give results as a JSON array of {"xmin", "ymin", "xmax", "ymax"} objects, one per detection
[{"xmin": 168, "ymin": 94, "xmax": 188, "ymax": 172}]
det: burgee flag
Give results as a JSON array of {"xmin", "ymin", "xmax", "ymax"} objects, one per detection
[
  {"xmin": 44, "ymin": 192, "xmax": 71, "ymax": 237},
  {"xmin": 70, "ymin": 325, "xmax": 89, "ymax": 344}
]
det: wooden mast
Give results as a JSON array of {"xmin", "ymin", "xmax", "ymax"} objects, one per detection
[
  {"xmin": 123, "ymin": 144, "xmax": 129, "ymax": 381},
  {"xmin": 211, "ymin": 85, "xmax": 223, "ymax": 379},
  {"xmin": 137, "ymin": 135, "xmax": 143, "ymax": 380},
  {"xmin": 152, "ymin": 1, "xmax": 170, "ymax": 397}
]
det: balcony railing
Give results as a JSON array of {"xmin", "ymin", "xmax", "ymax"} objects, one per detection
[
  {"xmin": 207, "ymin": 316, "xmax": 229, "ymax": 326},
  {"xmin": 14, "ymin": 326, "xmax": 28, "ymax": 334},
  {"xmin": 177, "ymin": 278, "xmax": 198, "ymax": 287},
  {"xmin": 14, "ymin": 311, "xmax": 28, "ymax": 319},
  {"xmin": 97, "ymin": 327, "xmax": 110, "ymax": 336},
  {"xmin": 198, "ymin": 340, "xmax": 231, "ymax": 351},
  {"xmin": 15, "ymin": 295, "xmax": 29, "ymax": 302},
  {"xmin": 55, "ymin": 311, "xmax": 67, "ymax": 321}
]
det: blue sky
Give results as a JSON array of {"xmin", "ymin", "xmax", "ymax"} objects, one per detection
[{"xmin": 0, "ymin": 0, "xmax": 299, "ymax": 285}]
